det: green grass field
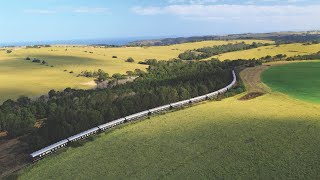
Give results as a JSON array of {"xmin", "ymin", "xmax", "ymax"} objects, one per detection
[
  {"xmin": 208, "ymin": 43, "xmax": 320, "ymax": 61},
  {"xmin": 19, "ymin": 65, "xmax": 320, "ymax": 179},
  {"xmin": 0, "ymin": 39, "xmax": 272, "ymax": 103},
  {"xmin": 262, "ymin": 61, "xmax": 320, "ymax": 103}
]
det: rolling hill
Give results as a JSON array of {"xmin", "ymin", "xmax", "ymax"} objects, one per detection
[
  {"xmin": 0, "ymin": 39, "xmax": 271, "ymax": 103},
  {"xmin": 18, "ymin": 62, "xmax": 320, "ymax": 179}
]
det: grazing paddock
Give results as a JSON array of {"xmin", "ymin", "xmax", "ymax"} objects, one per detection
[
  {"xmin": 0, "ymin": 39, "xmax": 271, "ymax": 102},
  {"xmin": 209, "ymin": 43, "xmax": 320, "ymax": 60}
]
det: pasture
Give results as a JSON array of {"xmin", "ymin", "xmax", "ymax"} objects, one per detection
[
  {"xmin": 209, "ymin": 43, "xmax": 320, "ymax": 60},
  {"xmin": 0, "ymin": 39, "xmax": 271, "ymax": 102},
  {"xmin": 262, "ymin": 61, "xmax": 320, "ymax": 103},
  {"xmin": 18, "ymin": 64, "xmax": 320, "ymax": 179}
]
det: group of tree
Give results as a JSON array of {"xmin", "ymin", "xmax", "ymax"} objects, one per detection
[
  {"xmin": 78, "ymin": 69, "xmax": 109, "ymax": 82},
  {"xmin": 178, "ymin": 42, "xmax": 271, "ymax": 60},
  {"xmin": 250, "ymin": 52, "xmax": 320, "ymax": 62},
  {"xmin": 286, "ymin": 52, "xmax": 320, "ymax": 61},
  {"xmin": 0, "ymin": 59, "xmax": 261, "ymax": 151},
  {"xmin": 26, "ymin": 45, "xmax": 51, "ymax": 48},
  {"xmin": 25, "ymin": 57, "xmax": 49, "ymax": 66}
]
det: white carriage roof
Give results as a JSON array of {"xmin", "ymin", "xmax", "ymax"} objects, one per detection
[
  {"xmin": 67, "ymin": 127, "xmax": 99, "ymax": 141},
  {"xmin": 31, "ymin": 139, "xmax": 69, "ymax": 157}
]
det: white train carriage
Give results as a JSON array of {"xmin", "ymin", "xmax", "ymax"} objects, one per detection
[
  {"xmin": 30, "ymin": 139, "xmax": 69, "ymax": 161},
  {"xmin": 170, "ymin": 99, "xmax": 190, "ymax": 108},
  {"xmin": 98, "ymin": 118, "xmax": 125, "ymax": 131},
  {"xmin": 189, "ymin": 95, "xmax": 207, "ymax": 103},
  {"xmin": 67, "ymin": 127, "xmax": 100, "ymax": 142},
  {"xmin": 125, "ymin": 110, "xmax": 149, "ymax": 121},
  {"xmin": 207, "ymin": 91, "xmax": 219, "ymax": 99},
  {"xmin": 149, "ymin": 104, "xmax": 171, "ymax": 114}
]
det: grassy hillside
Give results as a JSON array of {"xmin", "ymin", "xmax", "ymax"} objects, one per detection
[
  {"xmin": 0, "ymin": 40, "xmax": 271, "ymax": 102},
  {"xmin": 208, "ymin": 43, "xmax": 320, "ymax": 60},
  {"xmin": 19, "ymin": 63, "xmax": 320, "ymax": 179},
  {"xmin": 262, "ymin": 61, "xmax": 320, "ymax": 103}
]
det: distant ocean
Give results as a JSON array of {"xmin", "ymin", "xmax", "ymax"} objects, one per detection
[{"xmin": 0, "ymin": 36, "xmax": 173, "ymax": 47}]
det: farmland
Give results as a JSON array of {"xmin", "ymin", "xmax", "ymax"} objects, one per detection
[
  {"xmin": 209, "ymin": 43, "xmax": 320, "ymax": 61},
  {"xmin": 0, "ymin": 39, "xmax": 271, "ymax": 102},
  {"xmin": 262, "ymin": 61, "xmax": 320, "ymax": 103},
  {"xmin": 18, "ymin": 63, "xmax": 320, "ymax": 179}
]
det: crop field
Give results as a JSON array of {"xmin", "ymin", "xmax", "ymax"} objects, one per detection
[
  {"xmin": 262, "ymin": 61, "xmax": 320, "ymax": 103},
  {"xmin": 0, "ymin": 39, "xmax": 272, "ymax": 103},
  {"xmin": 18, "ymin": 63, "xmax": 320, "ymax": 179},
  {"xmin": 208, "ymin": 43, "xmax": 320, "ymax": 60}
]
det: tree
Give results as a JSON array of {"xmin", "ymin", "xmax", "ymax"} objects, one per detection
[
  {"xmin": 96, "ymin": 69, "xmax": 109, "ymax": 82},
  {"xmin": 126, "ymin": 57, "xmax": 135, "ymax": 63},
  {"xmin": 32, "ymin": 59, "xmax": 41, "ymax": 63},
  {"xmin": 275, "ymin": 54, "xmax": 287, "ymax": 60},
  {"xmin": 112, "ymin": 73, "xmax": 124, "ymax": 80},
  {"xmin": 198, "ymin": 84, "xmax": 209, "ymax": 95},
  {"xmin": 48, "ymin": 89, "xmax": 57, "ymax": 99},
  {"xmin": 17, "ymin": 96, "xmax": 31, "ymax": 107},
  {"xmin": 126, "ymin": 71, "xmax": 135, "ymax": 77},
  {"xmin": 178, "ymin": 87, "xmax": 190, "ymax": 100}
]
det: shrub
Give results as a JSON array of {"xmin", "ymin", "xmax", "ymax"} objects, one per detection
[
  {"xmin": 6, "ymin": 50, "xmax": 12, "ymax": 54},
  {"xmin": 25, "ymin": 57, "xmax": 31, "ymax": 60},
  {"xmin": 126, "ymin": 57, "xmax": 135, "ymax": 63},
  {"xmin": 32, "ymin": 59, "xmax": 41, "ymax": 63},
  {"xmin": 112, "ymin": 56, "xmax": 117, "ymax": 58}
]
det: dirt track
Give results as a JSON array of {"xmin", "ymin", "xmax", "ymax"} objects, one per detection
[{"xmin": 240, "ymin": 65, "xmax": 270, "ymax": 93}]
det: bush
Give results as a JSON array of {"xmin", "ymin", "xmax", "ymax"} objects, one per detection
[
  {"xmin": 25, "ymin": 57, "xmax": 31, "ymax": 60},
  {"xmin": 126, "ymin": 57, "xmax": 135, "ymax": 63},
  {"xmin": 112, "ymin": 56, "xmax": 117, "ymax": 58},
  {"xmin": 6, "ymin": 50, "xmax": 12, "ymax": 54},
  {"xmin": 32, "ymin": 59, "xmax": 41, "ymax": 63}
]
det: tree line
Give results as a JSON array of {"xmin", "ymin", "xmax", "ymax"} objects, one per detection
[
  {"xmin": 245, "ymin": 52, "xmax": 320, "ymax": 62},
  {"xmin": 178, "ymin": 42, "xmax": 270, "ymax": 60}
]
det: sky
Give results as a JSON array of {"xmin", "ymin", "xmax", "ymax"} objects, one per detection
[{"xmin": 0, "ymin": 0, "xmax": 319, "ymax": 43}]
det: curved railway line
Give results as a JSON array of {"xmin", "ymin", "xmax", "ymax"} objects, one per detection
[{"xmin": 30, "ymin": 70, "xmax": 237, "ymax": 161}]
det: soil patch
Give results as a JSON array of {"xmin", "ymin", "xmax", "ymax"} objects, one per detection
[{"xmin": 239, "ymin": 92, "xmax": 265, "ymax": 101}]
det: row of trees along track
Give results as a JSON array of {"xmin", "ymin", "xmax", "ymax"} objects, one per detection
[{"xmin": 0, "ymin": 59, "xmax": 261, "ymax": 151}]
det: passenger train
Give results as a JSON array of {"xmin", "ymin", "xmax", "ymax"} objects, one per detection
[{"xmin": 30, "ymin": 70, "xmax": 237, "ymax": 161}]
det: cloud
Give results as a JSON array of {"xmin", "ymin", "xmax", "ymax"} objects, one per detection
[
  {"xmin": 131, "ymin": 4, "xmax": 320, "ymax": 31},
  {"xmin": 24, "ymin": 7, "xmax": 110, "ymax": 14},
  {"xmin": 131, "ymin": 4, "xmax": 320, "ymax": 21},
  {"xmin": 71, "ymin": 7, "xmax": 110, "ymax": 14},
  {"xmin": 23, "ymin": 9, "xmax": 57, "ymax": 14},
  {"xmin": 168, "ymin": 0, "xmax": 220, "ymax": 4}
]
